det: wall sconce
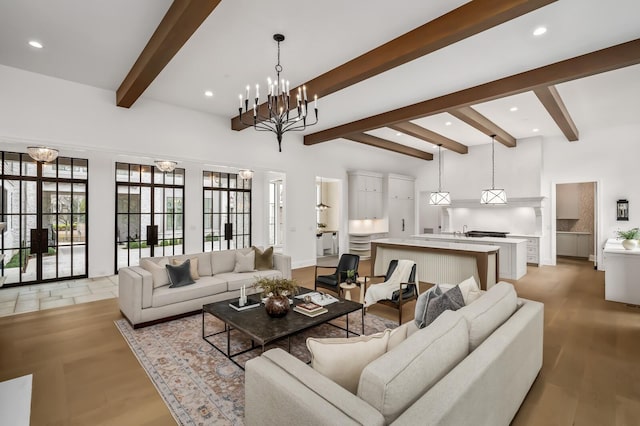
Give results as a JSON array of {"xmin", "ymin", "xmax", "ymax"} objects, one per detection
[{"xmin": 617, "ymin": 199, "xmax": 629, "ymax": 221}]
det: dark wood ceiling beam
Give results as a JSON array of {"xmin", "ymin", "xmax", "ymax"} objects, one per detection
[
  {"xmin": 116, "ymin": 0, "xmax": 221, "ymax": 108},
  {"xmin": 304, "ymin": 38, "xmax": 640, "ymax": 145},
  {"xmin": 389, "ymin": 122, "xmax": 468, "ymax": 154},
  {"xmin": 449, "ymin": 107, "xmax": 516, "ymax": 147},
  {"xmin": 533, "ymin": 85, "xmax": 579, "ymax": 141},
  {"xmin": 342, "ymin": 134, "xmax": 433, "ymax": 161},
  {"xmin": 232, "ymin": 0, "xmax": 557, "ymax": 130}
]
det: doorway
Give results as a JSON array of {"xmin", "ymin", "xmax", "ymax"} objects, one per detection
[
  {"xmin": 316, "ymin": 177, "xmax": 340, "ymax": 264},
  {"xmin": 555, "ymin": 181, "xmax": 598, "ymax": 268},
  {"xmin": 1, "ymin": 151, "xmax": 88, "ymax": 286},
  {"xmin": 115, "ymin": 162, "xmax": 185, "ymax": 272},
  {"xmin": 203, "ymin": 171, "xmax": 252, "ymax": 251}
]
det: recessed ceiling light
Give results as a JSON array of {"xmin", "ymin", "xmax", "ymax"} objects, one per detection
[
  {"xmin": 28, "ymin": 40, "xmax": 43, "ymax": 49},
  {"xmin": 445, "ymin": 121, "xmax": 452, "ymax": 126},
  {"xmin": 532, "ymin": 128, "xmax": 539, "ymax": 132},
  {"xmin": 204, "ymin": 90, "xmax": 214, "ymax": 97},
  {"xmin": 395, "ymin": 132, "xmax": 402, "ymax": 136},
  {"xmin": 510, "ymin": 106, "xmax": 518, "ymax": 112},
  {"xmin": 533, "ymin": 26, "xmax": 547, "ymax": 36}
]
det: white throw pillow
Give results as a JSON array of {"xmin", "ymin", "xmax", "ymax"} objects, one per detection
[
  {"xmin": 307, "ymin": 330, "xmax": 391, "ymax": 394},
  {"xmin": 140, "ymin": 258, "xmax": 170, "ymax": 288},
  {"xmin": 172, "ymin": 257, "xmax": 200, "ymax": 280},
  {"xmin": 233, "ymin": 250, "xmax": 255, "ymax": 273},
  {"xmin": 458, "ymin": 276, "xmax": 482, "ymax": 305}
]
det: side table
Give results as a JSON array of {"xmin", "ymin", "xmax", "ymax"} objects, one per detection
[{"xmin": 339, "ymin": 282, "xmax": 357, "ymax": 301}]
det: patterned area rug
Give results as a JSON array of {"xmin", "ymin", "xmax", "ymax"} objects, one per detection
[{"xmin": 115, "ymin": 311, "xmax": 396, "ymax": 425}]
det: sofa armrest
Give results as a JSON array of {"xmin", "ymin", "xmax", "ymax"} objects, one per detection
[
  {"xmin": 273, "ymin": 253, "xmax": 292, "ymax": 279},
  {"xmin": 118, "ymin": 267, "xmax": 144, "ymax": 325},
  {"xmin": 245, "ymin": 348, "xmax": 384, "ymax": 426},
  {"xmin": 129, "ymin": 266, "xmax": 153, "ymax": 309}
]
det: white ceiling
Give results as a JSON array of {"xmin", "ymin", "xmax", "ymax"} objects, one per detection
[{"xmin": 0, "ymin": 0, "xmax": 639, "ymax": 152}]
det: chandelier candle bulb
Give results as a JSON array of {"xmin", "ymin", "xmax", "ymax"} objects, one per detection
[
  {"xmin": 315, "ymin": 94, "xmax": 318, "ymax": 109},
  {"xmin": 303, "ymin": 85, "xmax": 307, "ymax": 100}
]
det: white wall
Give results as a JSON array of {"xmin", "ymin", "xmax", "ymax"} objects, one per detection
[
  {"xmin": 541, "ymin": 124, "xmax": 640, "ymax": 269},
  {"xmin": 416, "ymin": 137, "xmax": 543, "ymax": 234},
  {"xmin": 0, "ymin": 64, "xmax": 426, "ymax": 275}
]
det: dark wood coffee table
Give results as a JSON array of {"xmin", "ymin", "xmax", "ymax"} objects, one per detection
[{"xmin": 202, "ymin": 289, "xmax": 364, "ymax": 370}]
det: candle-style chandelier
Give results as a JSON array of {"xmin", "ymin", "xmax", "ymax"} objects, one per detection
[{"xmin": 237, "ymin": 34, "xmax": 318, "ymax": 152}]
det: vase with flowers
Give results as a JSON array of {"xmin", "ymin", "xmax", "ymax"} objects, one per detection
[{"xmin": 253, "ymin": 277, "xmax": 300, "ymax": 317}]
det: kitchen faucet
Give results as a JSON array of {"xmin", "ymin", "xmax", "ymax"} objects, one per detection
[{"xmin": 463, "ymin": 225, "xmax": 468, "ymax": 235}]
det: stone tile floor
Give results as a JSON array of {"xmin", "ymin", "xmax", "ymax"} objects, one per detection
[{"xmin": 0, "ymin": 275, "xmax": 118, "ymax": 317}]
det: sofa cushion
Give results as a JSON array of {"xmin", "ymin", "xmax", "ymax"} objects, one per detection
[
  {"xmin": 358, "ymin": 310, "xmax": 469, "ymax": 424},
  {"xmin": 307, "ymin": 330, "xmax": 391, "ymax": 394},
  {"xmin": 387, "ymin": 323, "xmax": 409, "ymax": 351},
  {"xmin": 253, "ymin": 246, "xmax": 274, "ymax": 270},
  {"xmin": 171, "ymin": 257, "xmax": 200, "ymax": 280},
  {"xmin": 216, "ymin": 270, "xmax": 282, "ymax": 292},
  {"xmin": 424, "ymin": 285, "xmax": 464, "ymax": 327},
  {"xmin": 211, "ymin": 250, "xmax": 237, "ymax": 275},
  {"xmin": 457, "ymin": 281, "xmax": 517, "ymax": 351},
  {"xmin": 140, "ymin": 257, "xmax": 170, "ymax": 288},
  {"xmin": 234, "ymin": 250, "xmax": 255, "ymax": 273},
  {"xmin": 166, "ymin": 259, "xmax": 196, "ymax": 288},
  {"xmin": 457, "ymin": 276, "xmax": 482, "ymax": 304},
  {"xmin": 151, "ymin": 276, "xmax": 227, "ymax": 308},
  {"xmin": 171, "ymin": 252, "xmax": 212, "ymax": 277}
]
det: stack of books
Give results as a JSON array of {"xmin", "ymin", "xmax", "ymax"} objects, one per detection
[{"xmin": 293, "ymin": 301, "xmax": 328, "ymax": 317}]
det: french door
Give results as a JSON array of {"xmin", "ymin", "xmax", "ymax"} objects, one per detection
[
  {"xmin": 115, "ymin": 163, "xmax": 184, "ymax": 272},
  {"xmin": 1, "ymin": 151, "xmax": 88, "ymax": 286},
  {"xmin": 203, "ymin": 171, "xmax": 251, "ymax": 251}
]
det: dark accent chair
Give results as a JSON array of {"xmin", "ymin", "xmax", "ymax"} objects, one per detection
[
  {"xmin": 364, "ymin": 259, "xmax": 418, "ymax": 324},
  {"xmin": 314, "ymin": 254, "xmax": 360, "ymax": 295}
]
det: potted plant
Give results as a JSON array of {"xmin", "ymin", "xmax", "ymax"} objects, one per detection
[
  {"xmin": 617, "ymin": 227, "xmax": 639, "ymax": 250},
  {"xmin": 344, "ymin": 269, "xmax": 356, "ymax": 284},
  {"xmin": 254, "ymin": 277, "xmax": 300, "ymax": 317}
]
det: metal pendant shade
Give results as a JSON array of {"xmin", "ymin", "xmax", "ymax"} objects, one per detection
[
  {"xmin": 480, "ymin": 135, "xmax": 507, "ymax": 204},
  {"xmin": 429, "ymin": 144, "xmax": 450, "ymax": 205},
  {"xmin": 316, "ymin": 178, "xmax": 330, "ymax": 210}
]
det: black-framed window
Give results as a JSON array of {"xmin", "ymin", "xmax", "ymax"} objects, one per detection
[
  {"xmin": 115, "ymin": 162, "xmax": 184, "ymax": 272},
  {"xmin": 203, "ymin": 171, "xmax": 251, "ymax": 251},
  {"xmin": 1, "ymin": 151, "xmax": 88, "ymax": 286}
]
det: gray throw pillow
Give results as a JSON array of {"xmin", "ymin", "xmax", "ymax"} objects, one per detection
[
  {"xmin": 414, "ymin": 285, "xmax": 443, "ymax": 328},
  {"xmin": 424, "ymin": 285, "xmax": 465, "ymax": 327},
  {"xmin": 166, "ymin": 259, "xmax": 195, "ymax": 288}
]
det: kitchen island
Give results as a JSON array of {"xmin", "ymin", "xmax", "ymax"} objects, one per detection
[
  {"xmin": 603, "ymin": 238, "xmax": 640, "ymax": 305},
  {"xmin": 370, "ymin": 238, "xmax": 499, "ymax": 290},
  {"xmin": 410, "ymin": 234, "xmax": 528, "ymax": 280}
]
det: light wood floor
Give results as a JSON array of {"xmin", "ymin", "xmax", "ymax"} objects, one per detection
[{"xmin": 0, "ymin": 258, "xmax": 638, "ymax": 425}]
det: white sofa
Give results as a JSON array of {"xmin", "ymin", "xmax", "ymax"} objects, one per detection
[
  {"xmin": 118, "ymin": 248, "xmax": 291, "ymax": 328},
  {"xmin": 245, "ymin": 282, "xmax": 543, "ymax": 425}
]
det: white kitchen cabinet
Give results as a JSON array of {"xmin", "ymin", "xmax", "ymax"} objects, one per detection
[
  {"xmin": 507, "ymin": 235, "xmax": 540, "ymax": 265},
  {"xmin": 349, "ymin": 171, "xmax": 384, "ymax": 220},
  {"xmin": 557, "ymin": 232, "xmax": 590, "ymax": 258},
  {"xmin": 556, "ymin": 183, "xmax": 580, "ymax": 219},
  {"xmin": 604, "ymin": 239, "xmax": 640, "ymax": 305},
  {"xmin": 387, "ymin": 174, "xmax": 415, "ymax": 238}
]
